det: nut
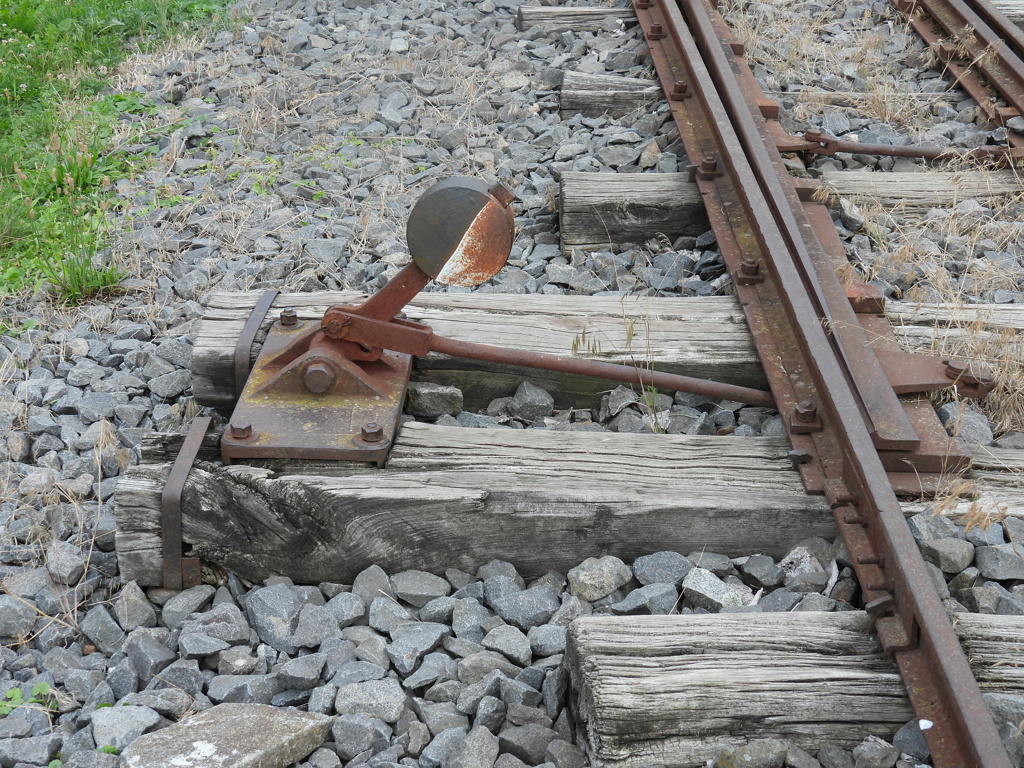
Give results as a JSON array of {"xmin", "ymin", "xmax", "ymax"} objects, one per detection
[
  {"xmin": 280, "ymin": 308, "xmax": 298, "ymax": 327},
  {"xmin": 361, "ymin": 423, "xmax": 384, "ymax": 443},
  {"xmin": 303, "ymin": 363, "xmax": 335, "ymax": 394},
  {"xmin": 230, "ymin": 420, "xmax": 252, "ymax": 439},
  {"xmin": 739, "ymin": 258, "xmax": 760, "ymax": 276},
  {"xmin": 794, "ymin": 400, "xmax": 817, "ymax": 423}
]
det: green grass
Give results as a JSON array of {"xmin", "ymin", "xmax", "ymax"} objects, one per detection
[{"xmin": 0, "ymin": 0, "xmax": 232, "ymax": 303}]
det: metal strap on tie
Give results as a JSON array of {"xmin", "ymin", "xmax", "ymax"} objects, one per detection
[
  {"xmin": 234, "ymin": 289, "xmax": 280, "ymax": 399},
  {"xmin": 161, "ymin": 416, "xmax": 214, "ymax": 590}
]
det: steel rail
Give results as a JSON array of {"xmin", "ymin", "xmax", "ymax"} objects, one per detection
[
  {"xmin": 634, "ymin": 0, "xmax": 1013, "ymax": 763},
  {"xmin": 894, "ymin": 0, "xmax": 1024, "ymax": 138}
]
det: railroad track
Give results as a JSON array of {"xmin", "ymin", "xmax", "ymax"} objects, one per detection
[{"xmin": 106, "ymin": 0, "xmax": 1024, "ymax": 765}]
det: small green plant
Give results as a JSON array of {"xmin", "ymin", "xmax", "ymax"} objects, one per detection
[
  {"xmin": 0, "ymin": 317, "xmax": 38, "ymax": 337},
  {"xmin": 0, "ymin": 681, "xmax": 53, "ymax": 716},
  {"xmin": 97, "ymin": 746, "xmax": 119, "ymax": 755},
  {"xmin": 0, "ymin": 688, "xmax": 24, "ymax": 716},
  {"xmin": 0, "ymin": 0, "xmax": 232, "ymax": 296}
]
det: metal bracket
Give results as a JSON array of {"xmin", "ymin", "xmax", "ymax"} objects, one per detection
[
  {"xmin": 221, "ymin": 318, "xmax": 412, "ymax": 466},
  {"xmin": 234, "ymin": 289, "xmax": 280, "ymax": 400},
  {"xmin": 161, "ymin": 416, "xmax": 213, "ymax": 590}
]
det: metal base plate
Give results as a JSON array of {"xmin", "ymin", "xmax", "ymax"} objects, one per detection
[{"xmin": 221, "ymin": 320, "xmax": 411, "ymax": 466}]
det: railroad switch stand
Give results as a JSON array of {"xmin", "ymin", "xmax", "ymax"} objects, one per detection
[{"xmin": 221, "ymin": 176, "xmax": 993, "ymax": 469}]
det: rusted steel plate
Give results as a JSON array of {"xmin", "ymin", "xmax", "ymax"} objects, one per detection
[{"xmin": 221, "ymin": 319, "xmax": 411, "ymax": 466}]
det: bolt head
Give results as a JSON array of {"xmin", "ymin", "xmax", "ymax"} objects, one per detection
[
  {"xmin": 303, "ymin": 363, "xmax": 335, "ymax": 394},
  {"xmin": 794, "ymin": 400, "xmax": 817, "ymax": 423},
  {"xmin": 740, "ymin": 258, "xmax": 760, "ymax": 276},
  {"xmin": 361, "ymin": 422, "xmax": 384, "ymax": 442},
  {"xmin": 280, "ymin": 307, "xmax": 298, "ymax": 327},
  {"xmin": 230, "ymin": 420, "xmax": 252, "ymax": 439}
]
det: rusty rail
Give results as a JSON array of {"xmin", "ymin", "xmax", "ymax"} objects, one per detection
[
  {"xmin": 893, "ymin": 0, "xmax": 1024, "ymax": 141},
  {"xmin": 633, "ymin": 0, "xmax": 1012, "ymax": 764}
]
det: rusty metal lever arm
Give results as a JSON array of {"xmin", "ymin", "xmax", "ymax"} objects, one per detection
[{"xmin": 320, "ymin": 307, "xmax": 778, "ymax": 409}]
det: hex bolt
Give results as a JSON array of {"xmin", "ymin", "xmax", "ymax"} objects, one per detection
[
  {"xmin": 361, "ymin": 423, "xmax": 384, "ymax": 443},
  {"xmin": 739, "ymin": 258, "xmax": 760, "ymax": 276},
  {"xmin": 649, "ymin": 22, "xmax": 664, "ymax": 37},
  {"xmin": 701, "ymin": 156, "xmax": 718, "ymax": 173},
  {"xmin": 670, "ymin": 81, "xmax": 689, "ymax": 99},
  {"xmin": 794, "ymin": 400, "xmax": 817, "ymax": 423},
  {"xmin": 230, "ymin": 420, "xmax": 252, "ymax": 439},
  {"xmin": 787, "ymin": 449, "xmax": 811, "ymax": 469},
  {"xmin": 303, "ymin": 363, "xmax": 335, "ymax": 394},
  {"xmin": 280, "ymin": 307, "xmax": 298, "ymax": 327}
]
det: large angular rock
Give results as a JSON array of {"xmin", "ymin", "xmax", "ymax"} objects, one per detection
[
  {"xmin": 681, "ymin": 568, "xmax": 744, "ymax": 612},
  {"xmin": 331, "ymin": 714, "xmax": 392, "ymax": 761},
  {"xmin": 387, "ymin": 622, "xmax": 450, "ymax": 675},
  {"xmin": 482, "ymin": 625, "xmax": 531, "ymax": 666},
  {"xmin": 92, "ymin": 705, "xmax": 162, "ymax": 752},
  {"xmin": 207, "ymin": 674, "xmax": 284, "ymax": 704},
  {"xmin": 508, "ymin": 381, "xmax": 554, "ymax": 421},
  {"xmin": 122, "ymin": 703, "xmax": 332, "ymax": 768},
  {"xmin": 161, "ymin": 585, "xmax": 216, "ymax": 629},
  {"xmin": 179, "ymin": 603, "xmax": 251, "ymax": 645},
  {"xmin": 0, "ymin": 594, "xmax": 38, "ymax": 638},
  {"xmin": 918, "ymin": 538, "xmax": 974, "ymax": 574},
  {"xmin": 984, "ymin": 692, "xmax": 1024, "ymax": 765},
  {"xmin": 977, "ymin": 545, "xmax": 1024, "ymax": 581},
  {"xmin": 406, "ymin": 382, "xmax": 463, "ymax": 419},
  {"xmin": 352, "ymin": 565, "xmax": 396, "ymax": 605},
  {"xmin": 497, "ymin": 724, "xmax": 559, "ymax": 765},
  {"xmin": 391, "ymin": 570, "xmax": 452, "ymax": 607},
  {"xmin": 567, "ymin": 556, "xmax": 632, "ymax": 601},
  {"xmin": 245, "ymin": 583, "xmax": 302, "ymax": 652},
  {"xmin": 325, "ymin": 592, "xmax": 366, "ymax": 628},
  {"xmin": 448, "ymin": 725, "xmax": 499, "ymax": 768},
  {"xmin": 292, "ymin": 604, "xmax": 343, "ymax": 648},
  {"xmin": 46, "ymin": 539, "xmax": 87, "ymax": 585},
  {"xmin": 609, "ymin": 583, "xmax": 678, "ymax": 615},
  {"xmin": 453, "ymin": 599, "xmax": 493, "ymax": 643},
  {"xmin": 278, "ymin": 653, "xmax": 327, "ymax": 691},
  {"xmin": 421, "ymin": 726, "xmax": 468, "ymax": 768},
  {"xmin": 457, "ymin": 651, "xmax": 522, "ymax": 685},
  {"xmin": 368, "ymin": 596, "xmax": 415, "ymax": 634},
  {"xmin": 632, "ymin": 551, "xmax": 692, "ymax": 586},
  {"xmin": 113, "ymin": 582, "xmax": 157, "ymax": 631},
  {"xmin": 937, "ymin": 402, "xmax": 993, "ymax": 447},
  {"xmin": 0, "ymin": 732, "xmax": 61, "ymax": 766},
  {"xmin": 334, "ymin": 677, "xmax": 408, "ymax": 722},
  {"xmin": 125, "ymin": 632, "xmax": 175, "ymax": 683},
  {"xmin": 121, "ymin": 689, "xmax": 195, "ymax": 720},
  {"xmin": 491, "ymin": 586, "xmax": 561, "ymax": 630}
]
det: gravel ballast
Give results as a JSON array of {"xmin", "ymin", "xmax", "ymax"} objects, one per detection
[{"xmin": 1, "ymin": 0, "xmax": 1021, "ymax": 764}]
